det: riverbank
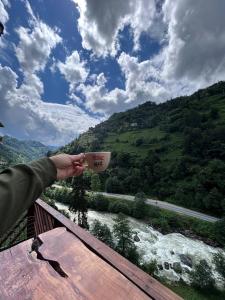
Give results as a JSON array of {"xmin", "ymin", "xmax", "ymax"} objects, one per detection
[
  {"xmin": 89, "ymin": 194, "xmax": 221, "ymax": 248},
  {"xmin": 45, "ymin": 186, "xmax": 223, "ymax": 247},
  {"xmin": 54, "ymin": 201, "xmax": 225, "ymax": 300}
]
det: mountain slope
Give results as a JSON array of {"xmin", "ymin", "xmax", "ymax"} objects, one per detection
[
  {"xmin": 61, "ymin": 81, "xmax": 225, "ymax": 217},
  {"xmin": 0, "ymin": 136, "xmax": 51, "ymax": 165}
]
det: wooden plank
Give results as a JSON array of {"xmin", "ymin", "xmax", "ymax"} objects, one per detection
[
  {"xmin": 0, "ymin": 228, "xmax": 152, "ymax": 300},
  {"xmin": 35, "ymin": 199, "xmax": 183, "ymax": 300}
]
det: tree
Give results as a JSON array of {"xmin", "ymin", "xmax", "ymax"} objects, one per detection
[
  {"xmin": 91, "ymin": 173, "xmax": 101, "ymax": 191},
  {"xmin": 135, "ymin": 138, "xmax": 144, "ymax": 147},
  {"xmin": 141, "ymin": 260, "xmax": 158, "ymax": 276},
  {"xmin": 69, "ymin": 175, "xmax": 89, "ymax": 229},
  {"xmin": 105, "ymin": 176, "xmax": 122, "ymax": 193},
  {"xmin": 91, "ymin": 220, "xmax": 114, "ymax": 248},
  {"xmin": 108, "ymin": 201, "xmax": 131, "ymax": 215},
  {"xmin": 210, "ymin": 107, "xmax": 219, "ymax": 119},
  {"xmin": 190, "ymin": 259, "xmax": 215, "ymax": 290},
  {"xmin": 89, "ymin": 194, "xmax": 109, "ymax": 211},
  {"xmin": 184, "ymin": 128, "xmax": 204, "ymax": 157},
  {"xmin": 132, "ymin": 192, "xmax": 147, "ymax": 219},
  {"xmin": 213, "ymin": 251, "xmax": 225, "ymax": 280},
  {"xmin": 113, "ymin": 213, "xmax": 140, "ymax": 265}
]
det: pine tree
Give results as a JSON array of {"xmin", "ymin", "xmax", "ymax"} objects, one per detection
[
  {"xmin": 113, "ymin": 213, "xmax": 140, "ymax": 265},
  {"xmin": 69, "ymin": 175, "xmax": 89, "ymax": 229},
  {"xmin": 91, "ymin": 220, "xmax": 114, "ymax": 248},
  {"xmin": 91, "ymin": 173, "xmax": 101, "ymax": 191}
]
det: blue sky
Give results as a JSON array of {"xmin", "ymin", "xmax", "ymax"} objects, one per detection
[{"xmin": 0, "ymin": 0, "xmax": 225, "ymax": 145}]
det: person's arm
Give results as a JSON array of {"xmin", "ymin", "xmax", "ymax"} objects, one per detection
[{"xmin": 0, "ymin": 154, "xmax": 84, "ymax": 237}]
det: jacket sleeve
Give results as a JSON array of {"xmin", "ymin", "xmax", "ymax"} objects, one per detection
[{"xmin": 0, "ymin": 157, "xmax": 57, "ymax": 237}]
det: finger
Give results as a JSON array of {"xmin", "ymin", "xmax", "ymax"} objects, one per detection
[
  {"xmin": 73, "ymin": 165, "xmax": 84, "ymax": 176},
  {"xmin": 71, "ymin": 153, "xmax": 85, "ymax": 163},
  {"xmin": 73, "ymin": 161, "xmax": 82, "ymax": 167}
]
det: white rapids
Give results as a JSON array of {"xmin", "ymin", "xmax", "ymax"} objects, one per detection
[{"xmin": 55, "ymin": 202, "xmax": 225, "ymax": 287}]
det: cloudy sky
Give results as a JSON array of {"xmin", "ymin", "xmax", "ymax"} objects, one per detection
[{"xmin": 0, "ymin": 0, "xmax": 225, "ymax": 145}]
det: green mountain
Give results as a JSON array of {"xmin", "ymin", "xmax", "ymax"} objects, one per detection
[
  {"xmin": 0, "ymin": 136, "xmax": 52, "ymax": 165},
  {"xmin": 62, "ymin": 81, "xmax": 225, "ymax": 217}
]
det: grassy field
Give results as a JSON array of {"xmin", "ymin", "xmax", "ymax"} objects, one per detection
[{"xmin": 102, "ymin": 127, "xmax": 184, "ymax": 162}]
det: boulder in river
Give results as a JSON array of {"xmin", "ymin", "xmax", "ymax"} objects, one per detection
[
  {"xmin": 164, "ymin": 262, "xmax": 170, "ymax": 270},
  {"xmin": 173, "ymin": 262, "xmax": 182, "ymax": 274},
  {"xmin": 133, "ymin": 233, "xmax": 140, "ymax": 242},
  {"xmin": 158, "ymin": 264, "xmax": 163, "ymax": 271},
  {"xmin": 179, "ymin": 254, "xmax": 193, "ymax": 268}
]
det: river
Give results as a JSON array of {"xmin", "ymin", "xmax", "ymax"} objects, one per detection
[{"xmin": 55, "ymin": 202, "xmax": 224, "ymax": 287}]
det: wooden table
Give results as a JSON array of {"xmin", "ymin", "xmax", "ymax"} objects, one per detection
[{"xmin": 0, "ymin": 227, "xmax": 152, "ymax": 300}]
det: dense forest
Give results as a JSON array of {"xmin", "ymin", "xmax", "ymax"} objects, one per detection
[{"xmin": 61, "ymin": 81, "xmax": 225, "ymax": 217}]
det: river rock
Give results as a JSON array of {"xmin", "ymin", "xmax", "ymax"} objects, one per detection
[
  {"xmin": 179, "ymin": 254, "xmax": 193, "ymax": 268},
  {"xmin": 173, "ymin": 262, "xmax": 182, "ymax": 274},
  {"xmin": 158, "ymin": 264, "xmax": 163, "ymax": 271},
  {"xmin": 133, "ymin": 233, "xmax": 140, "ymax": 242},
  {"xmin": 164, "ymin": 262, "xmax": 170, "ymax": 270}
]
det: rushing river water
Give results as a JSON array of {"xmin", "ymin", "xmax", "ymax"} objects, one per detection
[{"xmin": 55, "ymin": 202, "xmax": 224, "ymax": 287}]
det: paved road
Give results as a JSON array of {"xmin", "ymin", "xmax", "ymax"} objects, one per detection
[{"xmin": 52, "ymin": 184, "xmax": 220, "ymax": 223}]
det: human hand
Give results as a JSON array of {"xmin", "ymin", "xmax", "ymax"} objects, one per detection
[{"xmin": 50, "ymin": 153, "xmax": 85, "ymax": 180}]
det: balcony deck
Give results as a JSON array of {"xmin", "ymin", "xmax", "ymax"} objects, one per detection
[{"xmin": 0, "ymin": 199, "xmax": 182, "ymax": 300}]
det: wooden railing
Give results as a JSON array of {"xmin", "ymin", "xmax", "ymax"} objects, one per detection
[{"xmin": 0, "ymin": 199, "xmax": 182, "ymax": 300}]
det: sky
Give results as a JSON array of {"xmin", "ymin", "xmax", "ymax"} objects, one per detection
[{"xmin": 0, "ymin": 0, "xmax": 225, "ymax": 146}]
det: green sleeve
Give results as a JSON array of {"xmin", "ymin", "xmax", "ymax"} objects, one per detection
[{"xmin": 0, "ymin": 157, "xmax": 57, "ymax": 237}]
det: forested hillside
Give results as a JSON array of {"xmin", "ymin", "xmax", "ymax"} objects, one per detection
[
  {"xmin": 61, "ymin": 81, "xmax": 225, "ymax": 217},
  {"xmin": 0, "ymin": 136, "xmax": 52, "ymax": 165}
]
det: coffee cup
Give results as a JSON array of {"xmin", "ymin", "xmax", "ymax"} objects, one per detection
[{"xmin": 84, "ymin": 152, "xmax": 111, "ymax": 172}]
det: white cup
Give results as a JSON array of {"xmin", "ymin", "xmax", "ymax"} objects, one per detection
[{"xmin": 84, "ymin": 152, "xmax": 111, "ymax": 172}]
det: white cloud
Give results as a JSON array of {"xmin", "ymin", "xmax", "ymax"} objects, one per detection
[
  {"xmin": 15, "ymin": 22, "xmax": 61, "ymax": 75},
  {"xmin": 162, "ymin": 0, "xmax": 225, "ymax": 87},
  {"xmin": 0, "ymin": 65, "xmax": 99, "ymax": 145},
  {"xmin": 74, "ymin": 0, "xmax": 156, "ymax": 56},
  {"xmin": 77, "ymin": 53, "xmax": 173, "ymax": 115},
  {"xmin": 0, "ymin": 0, "xmax": 10, "ymax": 49},
  {"xmin": 57, "ymin": 51, "xmax": 89, "ymax": 93},
  {"xmin": 0, "ymin": 1, "xmax": 99, "ymax": 145},
  {"xmin": 0, "ymin": 0, "xmax": 9, "ymax": 25},
  {"xmin": 74, "ymin": 0, "xmax": 225, "ymax": 116}
]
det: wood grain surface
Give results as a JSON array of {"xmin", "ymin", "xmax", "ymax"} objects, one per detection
[
  {"xmin": 0, "ymin": 227, "xmax": 152, "ymax": 300},
  {"xmin": 35, "ymin": 199, "xmax": 182, "ymax": 300}
]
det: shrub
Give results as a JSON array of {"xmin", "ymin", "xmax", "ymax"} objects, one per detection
[
  {"xmin": 190, "ymin": 259, "xmax": 215, "ymax": 290},
  {"xmin": 151, "ymin": 218, "xmax": 170, "ymax": 234},
  {"xmin": 213, "ymin": 251, "xmax": 225, "ymax": 279},
  {"xmin": 109, "ymin": 201, "xmax": 131, "ymax": 215},
  {"xmin": 141, "ymin": 260, "xmax": 158, "ymax": 275},
  {"xmin": 132, "ymin": 192, "xmax": 147, "ymax": 219},
  {"xmin": 89, "ymin": 194, "xmax": 109, "ymax": 211}
]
